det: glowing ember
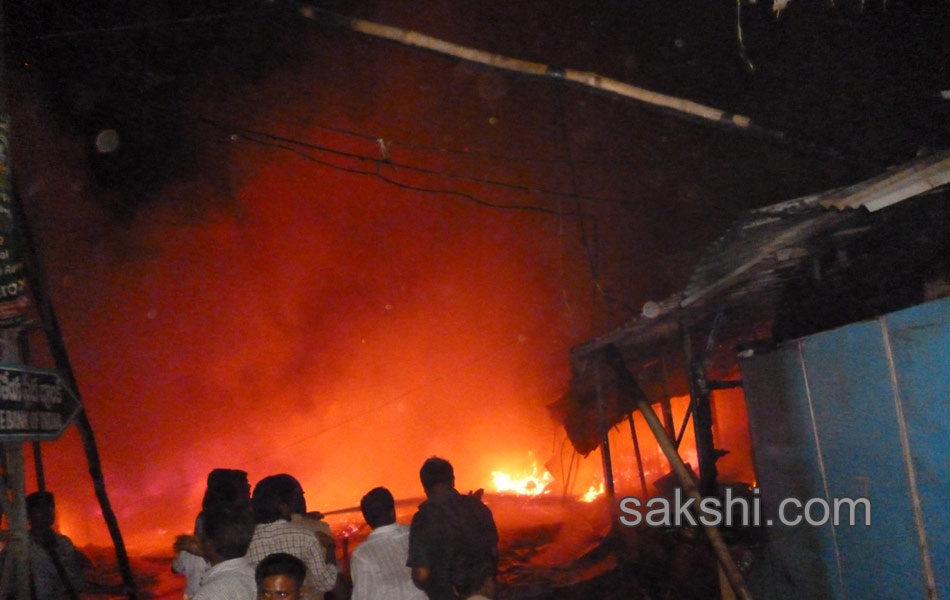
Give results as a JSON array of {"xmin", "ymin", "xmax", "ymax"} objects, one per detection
[
  {"xmin": 491, "ymin": 462, "xmax": 554, "ymax": 496},
  {"xmin": 581, "ymin": 482, "xmax": 605, "ymax": 503}
]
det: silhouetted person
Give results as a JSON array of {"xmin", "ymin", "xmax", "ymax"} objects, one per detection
[
  {"xmin": 407, "ymin": 457, "xmax": 499, "ymax": 600},
  {"xmin": 173, "ymin": 468, "xmax": 252, "ymax": 599},
  {"xmin": 255, "ymin": 553, "xmax": 307, "ymax": 600},
  {"xmin": 246, "ymin": 475, "xmax": 337, "ymax": 600},
  {"xmin": 351, "ymin": 487, "xmax": 426, "ymax": 600},
  {"xmin": 0, "ymin": 491, "xmax": 88, "ymax": 600},
  {"xmin": 191, "ymin": 509, "xmax": 257, "ymax": 600},
  {"xmin": 453, "ymin": 561, "xmax": 495, "ymax": 600}
]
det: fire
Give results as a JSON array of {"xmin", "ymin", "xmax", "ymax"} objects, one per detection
[
  {"xmin": 581, "ymin": 481, "xmax": 605, "ymax": 503},
  {"xmin": 491, "ymin": 462, "xmax": 554, "ymax": 496}
]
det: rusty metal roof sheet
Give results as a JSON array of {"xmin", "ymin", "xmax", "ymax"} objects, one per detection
[
  {"xmin": 819, "ymin": 149, "xmax": 950, "ymax": 212},
  {"xmin": 571, "ymin": 150, "xmax": 950, "ymax": 379}
]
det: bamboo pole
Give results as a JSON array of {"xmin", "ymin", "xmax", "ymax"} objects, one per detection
[
  {"xmin": 297, "ymin": 5, "xmax": 754, "ymax": 131},
  {"xmin": 604, "ymin": 347, "xmax": 753, "ymax": 600},
  {"xmin": 7, "ymin": 172, "xmax": 139, "ymax": 599},
  {"xmin": 636, "ymin": 397, "xmax": 753, "ymax": 600},
  {"xmin": 0, "ymin": 2, "xmax": 134, "ymax": 592}
]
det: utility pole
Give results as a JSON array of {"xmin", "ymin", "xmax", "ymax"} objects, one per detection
[{"xmin": 0, "ymin": 1, "xmax": 138, "ymax": 597}]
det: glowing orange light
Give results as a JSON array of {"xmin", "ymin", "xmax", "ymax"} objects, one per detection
[
  {"xmin": 491, "ymin": 462, "xmax": 554, "ymax": 496},
  {"xmin": 581, "ymin": 481, "xmax": 605, "ymax": 503}
]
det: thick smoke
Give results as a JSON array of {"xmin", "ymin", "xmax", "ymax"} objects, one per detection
[{"xmin": 10, "ymin": 22, "xmax": 602, "ymax": 552}]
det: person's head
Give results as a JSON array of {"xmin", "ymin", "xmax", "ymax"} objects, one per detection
[
  {"xmin": 256, "ymin": 553, "xmax": 306, "ymax": 600},
  {"xmin": 26, "ymin": 491, "xmax": 56, "ymax": 532},
  {"xmin": 359, "ymin": 487, "xmax": 396, "ymax": 529},
  {"xmin": 203, "ymin": 468, "xmax": 251, "ymax": 514},
  {"xmin": 252, "ymin": 474, "xmax": 306, "ymax": 524},
  {"xmin": 201, "ymin": 508, "xmax": 255, "ymax": 564},
  {"xmin": 419, "ymin": 456, "xmax": 455, "ymax": 496}
]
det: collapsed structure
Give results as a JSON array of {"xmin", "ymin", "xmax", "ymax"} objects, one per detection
[{"xmin": 553, "ymin": 150, "xmax": 950, "ymax": 599}]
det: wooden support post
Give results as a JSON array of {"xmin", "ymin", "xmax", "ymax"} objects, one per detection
[
  {"xmin": 31, "ymin": 441, "xmax": 45, "ymax": 491},
  {"xmin": 689, "ymin": 362, "xmax": 719, "ymax": 496},
  {"xmin": 593, "ymin": 364, "xmax": 615, "ymax": 496},
  {"xmin": 10, "ymin": 331, "xmax": 45, "ymax": 491},
  {"xmin": 1, "ymin": 443, "xmax": 31, "ymax": 600},
  {"xmin": 635, "ymin": 400, "xmax": 753, "ymax": 600},
  {"xmin": 627, "ymin": 413, "xmax": 648, "ymax": 497},
  {"xmin": 675, "ymin": 400, "xmax": 694, "ymax": 449},
  {"xmin": 659, "ymin": 356, "xmax": 677, "ymax": 440},
  {"xmin": 7, "ymin": 144, "xmax": 138, "ymax": 600},
  {"xmin": 682, "ymin": 326, "xmax": 719, "ymax": 496},
  {"xmin": 660, "ymin": 398, "xmax": 677, "ymax": 441}
]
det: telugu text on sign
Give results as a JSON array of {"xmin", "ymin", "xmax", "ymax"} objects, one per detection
[{"xmin": 0, "ymin": 365, "xmax": 81, "ymax": 440}]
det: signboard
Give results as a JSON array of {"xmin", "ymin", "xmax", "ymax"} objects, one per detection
[
  {"xmin": 0, "ymin": 111, "xmax": 30, "ymax": 326},
  {"xmin": 0, "ymin": 364, "xmax": 81, "ymax": 441}
]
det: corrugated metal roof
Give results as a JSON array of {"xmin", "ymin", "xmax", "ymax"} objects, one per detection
[
  {"xmin": 562, "ymin": 153, "xmax": 950, "ymax": 457},
  {"xmin": 571, "ymin": 150, "xmax": 950, "ymax": 377},
  {"xmin": 819, "ymin": 149, "xmax": 950, "ymax": 212},
  {"xmin": 681, "ymin": 149, "xmax": 950, "ymax": 311}
]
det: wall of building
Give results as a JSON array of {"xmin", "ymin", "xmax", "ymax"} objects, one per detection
[{"xmin": 739, "ymin": 296, "xmax": 949, "ymax": 599}]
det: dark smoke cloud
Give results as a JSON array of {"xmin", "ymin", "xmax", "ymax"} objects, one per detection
[{"xmin": 8, "ymin": 7, "xmax": 603, "ymax": 551}]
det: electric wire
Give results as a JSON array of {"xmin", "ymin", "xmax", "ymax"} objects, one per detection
[
  {"xmin": 219, "ymin": 124, "xmax": 586, "ymax": 217},
  {"xmin": 8, "ymin": 9, "xmax": 269, "ymax": 41},
  {"xmin": 9, "ymin": 2, "xmax": 889, "ymax": 170},
  {"xmin": 199, "ymin": 116, "xmax": 628, "ymax": 216}
]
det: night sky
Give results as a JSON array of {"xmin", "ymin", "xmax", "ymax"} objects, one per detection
[{"xmin": 2, "ymin": 0, "xmax": 947, "ymax": 553}]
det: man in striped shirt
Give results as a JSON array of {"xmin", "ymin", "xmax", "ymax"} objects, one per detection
[{"xmin": 245, "ymin": 475, "xmax": 338, "ymax": 600}]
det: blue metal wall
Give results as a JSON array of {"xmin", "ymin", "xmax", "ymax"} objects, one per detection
[{"xmin": 740, "ymin": 296, "xmax": 950, "ymax": 600}]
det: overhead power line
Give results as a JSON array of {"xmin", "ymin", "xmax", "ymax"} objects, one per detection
[
  {"xmin": 10, "ymin": 9, "xmax": 266, "ymax": 41},
  {"xmin": 197, "ymin": 116, "xmax": 619, "ymax": 217}
]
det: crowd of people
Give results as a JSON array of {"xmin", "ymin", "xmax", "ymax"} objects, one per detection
[
  {"xmin": 167, "ymin": 455, "xmax": 499, "ymax": 600},
  {"xmin": 0, "ymin": 491, "xmax": 127, "ymax": 600},
  {"xmin": 2, "ymin": 456, "xmax": 499, "ymax": 600}
]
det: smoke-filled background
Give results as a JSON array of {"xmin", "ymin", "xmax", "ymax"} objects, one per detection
[{"xmin": 3, "ymin": 0, "xmax": 947, "ymax": 555}]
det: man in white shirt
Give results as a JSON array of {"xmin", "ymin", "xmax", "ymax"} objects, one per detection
[
  {"xmin": 351, "ymin": 487, "xmax": 426, "ymax": 600},
  {"xmin": 191, "ymin": 509, "xmax": 256, "ymax": 600}
]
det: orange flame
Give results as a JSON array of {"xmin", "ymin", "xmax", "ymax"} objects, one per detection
[
  {"xmin": 491, "ymin": 461, "xmax": 554, "ymax": 496},
  {"xmin": 581, "ymin": 481, "xmax": 605, "ymax": 503}
]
